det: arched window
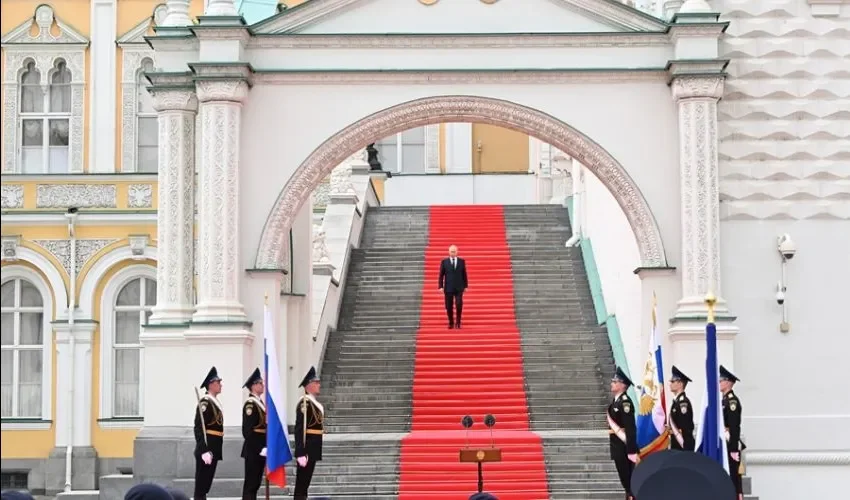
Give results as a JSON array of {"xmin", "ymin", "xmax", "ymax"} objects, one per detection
[
  {"xmin": 136, "ymin": 59, "xmax": 158, "ymax": 172},
  {"xmin": 112, "ymin": 276, "xmax": 156, "ymax": 417},
  {"xmin": 1, "ymin": 278, "xmax": 45, "ymax": 418},
  {"xmin": 19, "ymin": 59, "xmax": 72, "ymax": 173}
]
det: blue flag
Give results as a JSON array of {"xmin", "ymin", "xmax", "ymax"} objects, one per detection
[{"xmin": 696, "ymin": 321, "xmax": 729, "ymax": 472}]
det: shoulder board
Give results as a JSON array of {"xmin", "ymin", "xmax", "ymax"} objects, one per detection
[{"xmin": 244, "ymin": 399, "xmax": 254, "ymax": 407}]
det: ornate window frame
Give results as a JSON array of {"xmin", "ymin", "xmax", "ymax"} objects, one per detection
[
  {"xmin": 98, "ymin": 264, "xmax": 156, "ymax": 427},
  {"xmin": 0, "ymin": 265, "xmax": 54, "ymax": 429},
  {"xmin": 117, "ymin": 4, "xmax": 167, "ymax": 173},
  {"xmin": 0, "ymin": 5, "xmax": 88, "ymax": 174}
]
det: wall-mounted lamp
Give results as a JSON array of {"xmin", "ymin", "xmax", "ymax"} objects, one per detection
[{"xmin": 776, "ymin": 233, "xmax": 796, "ymax": 333}]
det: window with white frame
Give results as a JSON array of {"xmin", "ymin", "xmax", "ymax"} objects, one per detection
[
  {"xmin": 1, "ymin": 278, "xmax": 45, "ymax": 418},
  {"xmin": 19, "ymin": 59, "xmax": 72, "ymax": 174},
  {"xmin": 136, "ymin": 59, "xmax": 158, "ymax": 173},
  {"xmin": 112, "ymin": 276, "xmax": 156, "ymax": 417},
  {"xmin": 374, "ymin": 127, "xmax": 427, "ymax": 174}
]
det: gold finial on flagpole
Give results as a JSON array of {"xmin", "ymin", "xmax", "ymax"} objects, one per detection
[
  {"xmin": 705, "ymin": 292, "xmax": 717, "ymax": 324},
  {"xmin": 264, "ymin": 292, "xmax": 269, "ymax": 305}
]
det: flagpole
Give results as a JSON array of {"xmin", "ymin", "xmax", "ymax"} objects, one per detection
[
  {"xmin": 705, "ymin": 292, "xmax": 716, "ymax": 323},
  {"xmin": 264, "ymin": 291, "xmax": 270, "ymax": 500}
]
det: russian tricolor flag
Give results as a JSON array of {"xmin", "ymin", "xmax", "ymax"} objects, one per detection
[{"xmin": 264, "ymin": 303, "xmax": 294, "ymax": 487}]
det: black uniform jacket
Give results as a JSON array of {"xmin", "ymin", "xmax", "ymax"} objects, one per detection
[
  {"xmin": 241, "ymin": 395, "xmax": 267, "ymax": 458},
  {"xmin": 294, "ymin": 395, "xmax": 324, "ymax": 461},
  {"xmin": 607, "ymin": 392, "xmax": 638, "ymax": 459},
  {"xmin": 669, "ymin": 392, "xmax": 695, "ymax": 451},
  {"xmin": 194, "ymin": 394, "xmax": 224, "ymax": 460},
  {"xmin": 723, "ymin": 390, "xmax": 746, "ymax": 452}
]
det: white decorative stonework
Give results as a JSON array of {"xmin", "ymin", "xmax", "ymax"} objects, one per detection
[
  {"xmin": 205, "ymin": 0, "xmax": 239, "ymax": 17},
  {"xmin": 2, "ymin": 235, "xmax": 21, "ymax": 261},
  {"xmin": 193, "ymin": 79, "xmax": 250, "ymax": 322},
  {"xmin": 128, "ymin": 184, "xmax": 154, "ymax": 208},
  {"xmin": 672, "ymin": 75, "xmax": 724, "ymax": 311},
  {"xmin": 33, "ymin": 238, "xmax": 119, "ymax": 276},
  {"xmin": 312, "ymin": 177, "xmax": 332, "ymax": 209},
  {"xmin": 128, "ymin": 235, "xmax": 149, "ymax": 260},
  {"xmin": 162, "ymin": 0, "xmax": 191, "ymax": 26},
  {"xmin": 330, "ymin": 162, "xmax": 356, "ymax": 196},
  {"xmin": 117, "ymin": 5, "xmax": 165, "ymax": 172},
  {"xmin": 255, "ymin": 95, "xmax": 667, "ymax": 269},
  {"xmin": 1, "ymin": 5, "xmax": 88, "ymax": 174},
  {"xmin": 424, "ymin": 124, "xmax": 440, "ymax": 173},
  {"xmin": 312, "ymin": 224, "xmax": 332, "ymax": 265},
  {"xmin": 36, "ymin": 184, "xmax": 117, "ymax": 209},
  {"xmin": 148, "ymin": 88, "xmax": 197, "ymax": 324},
  {"xmin": 1, "ymin": 185, "xmax": 24, "ymax": 208}
]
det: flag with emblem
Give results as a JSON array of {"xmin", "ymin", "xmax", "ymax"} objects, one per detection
[
  {"xmin": 264, "ymin": 301, "xmax": 294, "ymax": 487},
  {"xmin": 636, "ymin": 294, "xmax": 669, "ymax": 456},
  {"xmin": 695, "ymin": 303, "xmax": 729, "ymax": 472}
]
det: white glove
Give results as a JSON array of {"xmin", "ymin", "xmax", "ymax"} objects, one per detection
[
  {"xmin": 260, "ymin": 447, "xmax": 267, "ymax": 457},
  {"xmin": 627, "ymin": 453, "xmax": 639, "ymax": 464},
  {"xmin": 296, "ymin": 456, "xmax": 308, "ymax": 467},
  {"xmin": 201, "ymin": 452, "xmax": 213, "ymax": 465},
  {"xmin": 730, "ymin": 452, "xmax": 740, "ymax": 462}
]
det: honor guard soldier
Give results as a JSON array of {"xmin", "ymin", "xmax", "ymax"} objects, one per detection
[
  {"xmin": 293, "ymin": 366, "xmax": 324, "ymax": 500},
  {"xmin": 194, "ymin": 366, "xmax": 224, "ymax": 500},
  {"xmin": 720, "ymin": 365, "xmax": 746, "ymax": 500},
  {"xmin": 668, "ymin": 365, "xmax": 695, "ymax": 451},
  {"xmin": 606, "ymin": 367, "xmax": 638, "ymax": 500},
  {"xmin": 241, "ymin": 368, "xmax": 267, "ymax": 500}
]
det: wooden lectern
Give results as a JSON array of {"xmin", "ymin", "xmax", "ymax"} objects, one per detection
[{"xmin": 459, "ymin": 414, "xmax": 502, "ymax": 493}]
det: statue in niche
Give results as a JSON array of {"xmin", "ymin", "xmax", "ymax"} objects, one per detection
[{"xmin": 366, "ymin": 143, "xmax": 383, "ymax": 171}]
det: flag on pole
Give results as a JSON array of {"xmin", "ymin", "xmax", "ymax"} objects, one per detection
[
  {"xmin": 264, "ymin": 301, "xmax": 294, "ymax": 487},
  {"xmin": 636, "ymin": 294, "xmax": 669, "ymax": 456},
  {"xmin": 696, "ymin": 296, "xmax": 729, "ymax": 472}
]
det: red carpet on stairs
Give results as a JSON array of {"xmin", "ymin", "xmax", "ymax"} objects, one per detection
[{"xmin": 398, "ymin": 205, "xmax": 550, "ymax": 500}]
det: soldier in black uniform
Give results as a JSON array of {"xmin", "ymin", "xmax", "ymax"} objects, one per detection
[
  {"xmin": 668, "ymin": 365, "xmax": 695, "ymax": 451},
  {"xmin": 194, "ymin": 366, "xmax": 224, "ymax": 500},
  {"xmin": 293, "ymin": 366, "xmax": 324, "ymax": 500},
  {"xmin": 606, "ymin": 366, "xmax": 638, "ymax": 500},
  {"xmin": 720, "ymin": 365, "xmax": 745, "ymax": 500},
  {"xmin": 241, "ymin": 367, "xmax": 267, "ymax": 500}
]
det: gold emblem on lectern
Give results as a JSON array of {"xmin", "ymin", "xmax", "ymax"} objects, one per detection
[
  {"xmin": 418, "ymin": 0, "xmax": 439, "ymax": 5},
  {"xmin": 476, "ymin": 450, "xmax": 485, "ymax": 460}
]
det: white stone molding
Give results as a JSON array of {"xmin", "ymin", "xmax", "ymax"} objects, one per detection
[
  {"xmin": 424, "ymin": 125, "xmax": 440, "ymax": 174},
  {"xmin": 53, "ymin": 319, "xmax": 96, "ymax": 447},
  {"xmin": 1, "ymin": 185, "xmax": 24, "ymax": 208},
  {"xmin": 35, "ymin": 184, "xmax": 117, "ymax": 208},
  {"xmin": 193, "ymin": 79, "xmax": 250, "ymax": 322},
  {"xmin": 671, "ymin": 75, "xmax": 724, "ymax": 314},
  {"xmin": 206, "ymin": 0, "xmax": 239, "ymax": 16},
  {"xmin": 2, "ymin": 235, "xmax": 22, "ymax": 261},
  {"xmin": 312, "ymin": 224, "xmax": 332, "ymax": 266},
  {"xmin": 806, "ymin": 0, "xmax": 848, "ymax": 17},
  {"xmin": 98, "ymin": 264, "xmax": 157, "ymax": 421},
  {"xmin": 162, "ymin": 0, "xmax": 192, "ymax": 26},
  {"xmin": 256, "ymin": 70, "xmax": 666, "ymax": 86},
  {"xmin": 128, "ymin": 184, "xmax": 154, "ymax": 208},
  {"xmin": 312, "ymin": 178, "xmax": 332, "ymax": 209},
  {"xmin": 148, "ymin": 88, "xmax": 197, "ymax": 325},
  {"xmin": 78, "ymin": 244, "xmax": 158, "ymax": 321},
  {"xmin": 330, "ymin": 161, "xmax": 357, "ymax": 196},
  {"xmin": 32, "ymin": 239, "xmax": 120, "ymax": 278},
  {"xmin": 746, "ymin": 451, "xmax": 850, "ymax": 466},
  {"xmin": 128, "ymin": 235, "xmax": 150, "ymax": 259},
  {"xmin": 1, "ymin": 5, "xmax": 88, "ymax": 174},
  {"xmin": 255, "ymin": 95, "xmax": 668, "ymax": 270},
  {"xmin": 6, "ymin": 246, "xmax": 69, "ymax": 314},
  {"xmin": 0, "ymin": 264, "xmax": 56, "ymax": 423}
]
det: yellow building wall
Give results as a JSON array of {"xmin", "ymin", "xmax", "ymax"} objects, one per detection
[
  {"xmin": 1, "ymin": 179, "xmax": 158, "ymax": 211},
  {"xmin": 471, "ymin": 124, "xmax": 529, "ymax": 174}
]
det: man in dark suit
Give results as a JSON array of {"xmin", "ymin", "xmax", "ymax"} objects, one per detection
[
  {"xmin": 606, "ymin": 367, "xmax": 638, "ymax": 500},
  {"xmin": 194, "ymin": 366, "xmax": 224, "ymax": 500},
  {"xmin": 668, "ymin": 365, "xmax": 695, "ymax": 451},
  {"xmin": 241, "ymin": 368, "xmax": 266, "ymax": 500},
  {"xmin": 438, "ymin": 244, "xmax": 468, "ymax": 329},
  {"xmin": 294, "ymin": 366, "xmax": 324, "ymax": 500}
]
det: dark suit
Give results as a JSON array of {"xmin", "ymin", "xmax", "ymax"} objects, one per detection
[
  {"xmin": 723, "ymin": 390, "xmax": 745, "ymax": 495},
  {"xmin": 194, "ymin": 395, "xmax": 224, "ymax": 500},
  {"xmin": 293, "ymin": 395, "xmax": 324, "ymax": 500},
  {"xmin": 607, "ymin": 392, "xmax": 638, "ymax": 498},
  {"xmin": 241, "ymin": 395, "xmax": 267, "ymax": 500},
  {"xmin": 438, "ymin": 257, "xmax": 468, "ymax": 326},
  {"xmin": 669, "ymin": 392, "xmax": 695, "ymax": 451}
]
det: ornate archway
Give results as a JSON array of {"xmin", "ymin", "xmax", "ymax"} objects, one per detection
[{"xmin": 255, "ymin": 95, "xmax": 668, "ymax": 270}]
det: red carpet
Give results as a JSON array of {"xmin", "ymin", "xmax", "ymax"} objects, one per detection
[{"xmin": 398, "ymin": 206, "xmax": 550, "ymax": 500}]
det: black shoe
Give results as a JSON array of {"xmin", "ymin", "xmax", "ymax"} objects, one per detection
[
  {"xmin": 455, "ymin": 322, "xmax": 461, "ymax": 329},
  {"xmin": 448, "ymin": 323, "xmax": 454, "ymax": 329}
]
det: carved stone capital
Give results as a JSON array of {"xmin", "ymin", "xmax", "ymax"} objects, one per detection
[
  {"xmin": 196, "ymin": 80, "xmax": 250, "ymax": 103},
  {"xmin": 671, "ymin": 75, "xmax": 725, "ymax": 101},
  {"xmin": 151, "ymin": 89, "xmax": 198, "ymax": 113}
]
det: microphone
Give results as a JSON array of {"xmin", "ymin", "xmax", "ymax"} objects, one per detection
[
  {"xmin": 461, "ymin": 415, "xmax": 474, "ymax": 449},
  {"xmin": 484, "ymin": 414, "xmax": 496, "ymax": 447}
]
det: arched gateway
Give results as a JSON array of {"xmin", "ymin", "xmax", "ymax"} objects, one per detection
[{"xmin": 137, "ymin": 0, "xmax": 736, "ymax": 496}]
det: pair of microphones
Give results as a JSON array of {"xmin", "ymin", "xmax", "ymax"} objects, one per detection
[{"xmin": 461, "ymin": 414, "xmax": 496, "ymax": 448}]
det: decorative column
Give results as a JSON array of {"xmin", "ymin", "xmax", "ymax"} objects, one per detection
[
  {"xmin": 162, "ymin": 0, "xmax": 192, "ymax": 26},
  {"xmin": 192, "ymin": 80, "xmax": 250, "ymax": 323},
  {"xmin": 148, "ymin": 87, "xmax": 197, "ymax": 324},
  {"xmin": 670, "ymin": 75, "xmax": 726, "ymax": 318}
]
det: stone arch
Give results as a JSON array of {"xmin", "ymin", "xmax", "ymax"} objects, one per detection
[
  {"xmin": 78, "ymin": 244, "xmax": 158, "ymax": 320},
  {"xmin": 255, "ymin": 95, "xmax": 668, "ymax": 269}
]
